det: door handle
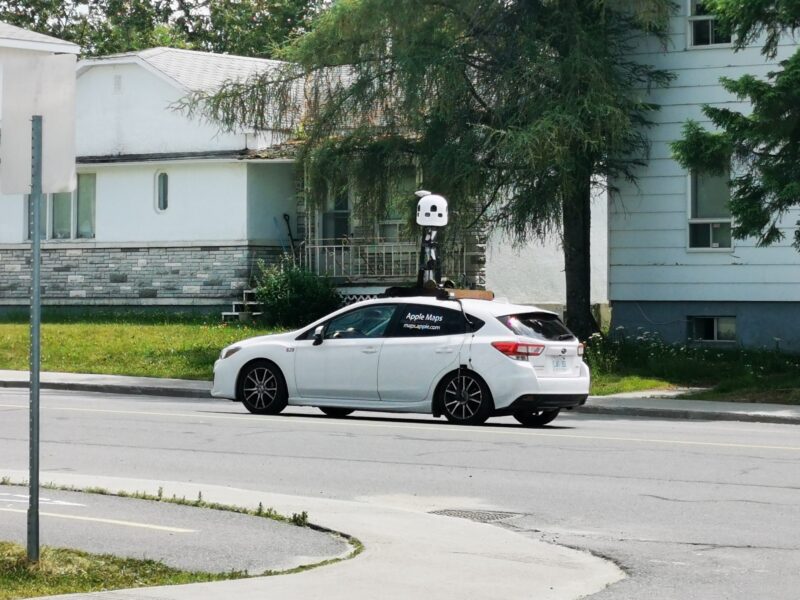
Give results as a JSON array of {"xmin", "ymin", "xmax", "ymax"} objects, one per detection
[
  {"xmin": 361, "ymin": 347, "xmax": 378, "ymax": 354},
  {"xmin": 435, "ymin": 348, "xmax": 455, "ymax": 354}
]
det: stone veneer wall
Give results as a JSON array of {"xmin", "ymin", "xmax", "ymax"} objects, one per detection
[{"xmin": 0, "ymin": 244, "xmax": 282, "ymax": 306}]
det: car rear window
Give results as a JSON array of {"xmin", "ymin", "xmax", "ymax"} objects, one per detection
[{"xmin": 498, "ymin": 313, "xmax": 575, "ymax": 341}]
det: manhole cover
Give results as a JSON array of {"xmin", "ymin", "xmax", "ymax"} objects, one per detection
[{"xmin": 430, "ymin": 509, "xmax": 521, "ymax": 523}]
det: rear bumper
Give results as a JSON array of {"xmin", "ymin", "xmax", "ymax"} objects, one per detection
[{"xmin": 495, "ymin": 393, "xmax": 588, "ymax": 416}]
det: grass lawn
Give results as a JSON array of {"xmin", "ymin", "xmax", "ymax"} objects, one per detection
[
  {"xmin": 0, "ymin": 542, "xmax": 236, "ymax": 600},
  {"xmin": 0, "ymin": 319, "xmax": 279, "ymax": 381}
]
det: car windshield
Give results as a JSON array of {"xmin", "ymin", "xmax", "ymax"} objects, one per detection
[{"xmin": 498, "ymin": 312, "xmax": 576, "ymax": 341}]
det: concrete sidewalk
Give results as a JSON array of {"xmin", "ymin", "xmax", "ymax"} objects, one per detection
[
  {"xmin": 2, "ymin": 369, "xmax": 799, "ymax": 425},
  {"xmin": 0, "ymin": 470, "xmax": 624, "ymax": 600}
]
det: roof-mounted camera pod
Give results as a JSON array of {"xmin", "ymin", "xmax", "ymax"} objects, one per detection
[
  {"xmin": 414, "ymin": 190, "xmax": 448, "ymax": 289},
  {"xmin": 382, "ymin": 191, "xmax": 494, "ymax": 302},
  {"xmin": 415, "ymin": 191, "xmax": 449, "ymax": 228}
]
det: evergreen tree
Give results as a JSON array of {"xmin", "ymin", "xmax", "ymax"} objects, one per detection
[
  {"xmin": 188, "ymin": 0, "xmax": 674, "ymax": 339},
  {"xmin": 672, "ymin": 0, "xmax": 800, "ymax": 250}
]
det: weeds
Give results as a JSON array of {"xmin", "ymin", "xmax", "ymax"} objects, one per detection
[{"xmin": 585, "ymin": 328, "xmax": 800, "ymax": 402}]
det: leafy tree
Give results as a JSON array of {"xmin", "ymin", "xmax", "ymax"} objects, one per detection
[
  {"xmin": 175, "ymin": 0, "xmax": 323, "ymax": 59},
  {"xmin": 672, "ymin": 0, "xmax": 800, "ymax": 250},
  {"xmin": 188, "ymin": 0, "xmax": 674, "ymax": 339},
  {"xmin": 0, "ymin": 0, "xmax": 188, "ymax": 54},
  {"xmin": 0, "ymin": 0, "xmax": 318, "ymax": 57}
]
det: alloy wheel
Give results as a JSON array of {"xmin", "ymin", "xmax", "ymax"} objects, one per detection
[
  {"xmin": 243, "ymin": 366, "xmax": 278, "ymax": 410},
  {"xmin": 443, "ymin": 374, "xmax": 485, "ymax": 421}
]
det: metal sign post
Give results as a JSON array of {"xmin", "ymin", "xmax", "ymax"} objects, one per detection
[{"xmin": 28, "ymin": 115, "xmax": 43, "ymax": 563}]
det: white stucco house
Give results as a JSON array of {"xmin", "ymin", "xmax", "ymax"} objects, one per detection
[
  {"xmin": 609, "ymin": 1, "xmax": 800, "ymax": 350},
  {"xmin": 0, "ymin": 38, "xmax": 608, "ymax": 315},
  {"xmin": 1, "ymin": 46, "xmax": 297, "ymax": 310}
]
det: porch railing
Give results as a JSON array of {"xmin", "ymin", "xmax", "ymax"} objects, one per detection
[{"xmin": 304, "ymin": 238, "xmax": 419, "ymax": 282}]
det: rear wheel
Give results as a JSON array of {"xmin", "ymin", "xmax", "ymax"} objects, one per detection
[
  {"xmin": 319, "ymin": 407, "xmax": 354, "ymax": 418},
  {"xmin": 513, "ymin": 408, "xmax": 560, "ymax": 427},
  {"xmin": 237, "ymin": 360, "xmax": 288, "ymax": 415},
  {"xmin": 439, "ymin": 371, "xmax": 493, "ymax": 425}
]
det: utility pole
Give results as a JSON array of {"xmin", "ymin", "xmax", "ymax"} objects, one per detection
[{"xmin": 28, "ymin": 115, "xmax": 43, "ymax": 563}]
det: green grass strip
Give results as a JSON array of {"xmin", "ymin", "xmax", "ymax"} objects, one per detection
[
  {"xmin": 0, "ymin": 542, "xmax": 240, "ymax": 600},
  {"xmin": 0, "ymin": 481, "xmax": 364, "ymax": 599}
]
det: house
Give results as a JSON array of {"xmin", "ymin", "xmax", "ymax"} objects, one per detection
[
  {"xmin": 1, "ymin": 46, "xmax": 298, "ymax": 312},
  {"xmin": 0, "ymin": 41, "xmax": 608, "ymax": 316},
  {"xmin": 485, "ymin": 188, "xmax": 608, "ymax": 315},
  {"xmin": 0, "ymin": 22, "xmax": 80, "ymax": 307},
  {"xmin": 609, "ymin": 1, "xmax": 800, "ymax": 351}
]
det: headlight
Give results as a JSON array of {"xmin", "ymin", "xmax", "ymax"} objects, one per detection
[{"xmin": 220, "ymin": 346, "xmax": 241, "ymax": 360}]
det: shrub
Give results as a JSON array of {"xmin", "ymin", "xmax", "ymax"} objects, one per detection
[{"xmin": 254, "ymin": 256, "xmax": 341, "ymax": 327}]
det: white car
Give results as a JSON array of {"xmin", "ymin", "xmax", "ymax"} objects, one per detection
[{"xmin": 212, "ymin": 296, "xmax": 590, "ymax": 426}]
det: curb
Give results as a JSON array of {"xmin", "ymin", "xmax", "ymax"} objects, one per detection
[
  {"xmin": 3, "ymin": 379, "xmax": 797, "ymax": 425},
  {"xmin": 0, "ymin": 380, "xmax": 211, "ymax": 399},
  {"xmin": 575, "ymin": 405, "xmax": 800, "ymax": 425}
]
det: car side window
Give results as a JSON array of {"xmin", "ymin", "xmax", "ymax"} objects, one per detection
[
  {"xmin": 392, "ymin": 304, "xmax": 467, "ymax": 337},
  {"xmin": 324, "ymin": 304, "xmax": 397, "ymax": 340}
]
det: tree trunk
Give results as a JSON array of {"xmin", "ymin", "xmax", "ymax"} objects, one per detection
[{"xmin": 562, "ymin": 172, "xmax": 599, "ymax": 341}]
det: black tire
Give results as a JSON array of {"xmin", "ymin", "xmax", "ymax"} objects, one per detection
[
  {"xmin": 438, "ymin": 371, "xmax": 493, "ymax": 425},
  {"xmin": 237, "ymin": 360, "xmax": 288, "ymax": 415},
  {"xmin": 319, "ymin": 407, "xmax": 354, "ymax": 418},
  {"xmin": 513, "ymin": 408, "xmax": 560, "ymax": 427}
]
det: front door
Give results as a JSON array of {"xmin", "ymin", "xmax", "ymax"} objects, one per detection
[
  {"xmin": 378, "ymin": 304, "xmax": 468, "ymax": 403},
  {"xmin": 294, "ymin": 304, "xmax": 398, "ymax": 401}
]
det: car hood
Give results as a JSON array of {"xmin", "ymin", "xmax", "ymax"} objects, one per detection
[{"xmin": 231, "ymin": 329, "xmax": 299, "ymax": 348}]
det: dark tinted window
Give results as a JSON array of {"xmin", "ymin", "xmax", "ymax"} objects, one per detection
[
  {"xmin": 465, "ymin": 314, "xmax": 484, "ymax": 332},
  {"xmin": 393, "ymin": 304, "xmax": 467, "ymax": 337},
  {"xmin": 498, "ymin": 313, "xmax": 575, "ymax": 341},
  {"xmin": 325, "ymin": 304, "xmax": 397, "ymax": 339}
]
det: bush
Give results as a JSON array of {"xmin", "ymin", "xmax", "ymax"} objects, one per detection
[{"xmin": 253, "ymin": 256, "xmax": 342, "ymax": 327}]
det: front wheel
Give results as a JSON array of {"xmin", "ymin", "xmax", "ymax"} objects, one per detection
[
  {"xmin": 513, "ymin": 408, "xmax": 560, "ymax": 427},
  {"xmin": 439, "ymin": 371, "xmax": 493, "ymax": 425},
  {"xmin": 238, "ymin": 360, "xmax": 288, "ymax": 415}
]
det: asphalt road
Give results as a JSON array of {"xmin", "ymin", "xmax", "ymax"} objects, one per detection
[
  {"xmin": 0, "ymin": 484, "xmax": 347, "ymax": 573},
  {"xmin": 1, "ymin": 388, "xmax": 798, "ymax": 599}
]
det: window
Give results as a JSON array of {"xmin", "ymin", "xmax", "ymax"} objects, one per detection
[
  {"xmin": 689, "ymin": 1, "xmax": 731, "ymax": 47},
  {"xmin": 52, "ymin": 192, "xmax": 72, "ymax": 239},
  {"xmin": 392, "ymin": 304, "xmax": 468, "ymax": 337},
  {"xmin": 324, "ymin": 304, "xmax": 397, "ymax": 339},
  {"xmin": 689, "ymin": 316, "xmax": 736, "ymax": 342},
  {"xmin": 156, "ymin": 172, "xmax": 169, "ymax": 212},
  {"xmin": 76, "ymin": 174, "xmax": 96, "ymax": 239},
  {"xmin": 322, "ymin": 192, "xmax": 350, "ymax": 241},
  {"xmin": 26, "ymin": 173, "xmax": 96, "ymax": 240},
  {"xmin": 498, "ymin": 313, "xmax": 576, "ymax": 341},
  {"xmin": 689, "ymin": 171, "xmax": 732, "ymax": 249}
]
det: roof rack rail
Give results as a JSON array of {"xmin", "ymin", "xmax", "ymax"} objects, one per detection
[
  {"xmin": 380, "ymin": 286, "xmax": 495, "ymax": 301},
  {"xmin": 381, "ymin": 286, "xmax": 451, "ymax": 300}
]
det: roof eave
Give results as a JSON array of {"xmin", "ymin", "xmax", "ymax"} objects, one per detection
[
  {"xmin": 77, "ymin": 55, "xmax": 189, "ymax": 92},
  {"xmin": 0, "ymin": 38, "xmax": 80, "ymax": 54}
]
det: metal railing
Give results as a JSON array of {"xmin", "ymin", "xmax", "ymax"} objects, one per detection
[{"xmin": 304, "ymin": 238, "xmax": 419, "ymax": 282}]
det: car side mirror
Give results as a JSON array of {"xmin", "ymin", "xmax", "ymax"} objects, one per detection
[{"xmin": 313, "ymin": 325, "xmax": 324, "ymax": 346}]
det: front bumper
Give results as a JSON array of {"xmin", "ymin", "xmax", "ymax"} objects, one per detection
[{"xmin": 211, "ymin": 358, "xmax": 238, "ymax": 400}]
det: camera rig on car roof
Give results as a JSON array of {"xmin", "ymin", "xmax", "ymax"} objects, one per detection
[{"xmin": 382, "ymin": 191, "xmax": 494, "ymax": 302}]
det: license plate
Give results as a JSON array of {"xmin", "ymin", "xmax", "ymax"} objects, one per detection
[{"xmin": 552, "ymin": 356, "xmax": 568, "ymax": 371}]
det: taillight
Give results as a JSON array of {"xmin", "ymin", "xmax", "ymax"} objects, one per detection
[
  {"xmin": 578, "ymin": 343, "xmax": 585, "ymax": 356},
  {"xmin": 491, "ymin": 341, "xmax": 545, "ymax": 360}
]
